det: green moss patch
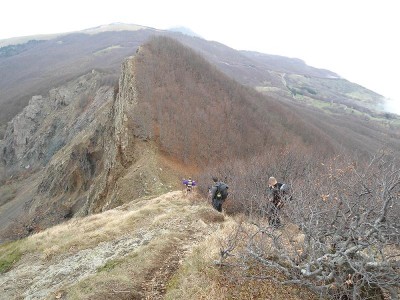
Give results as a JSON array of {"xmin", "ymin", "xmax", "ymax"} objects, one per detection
[{"xmin": 0, "ymin": 241, "xmax": 23, "ymax": 273}]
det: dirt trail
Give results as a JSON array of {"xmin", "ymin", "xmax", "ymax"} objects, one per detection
[
  {"xmin": 0, "ymin": 191, "xmax": 224, "ymax": 300},
  {"xmin": 141, "ymin": 219, "xmax": 209, "ymax": 299}
]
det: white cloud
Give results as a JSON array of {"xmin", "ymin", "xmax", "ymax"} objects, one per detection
[{"xmin": 384, "ymin": 99, "xmax": 400, "ymax": 115}]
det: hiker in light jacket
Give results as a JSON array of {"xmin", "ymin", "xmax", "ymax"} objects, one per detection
[
  {"xmin": 267, "ymin": 176, "xmax": 290, "ymax": 227},
  {"xmin": 182, "ymin": 177, "xmax": 196, "ymax": 195}
]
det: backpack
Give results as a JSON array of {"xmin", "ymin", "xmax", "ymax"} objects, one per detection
[
  {"xmin": 215, "ymin": 182, "xmax": 228, "ymax": 200},
  {"xmin": 279, "ymin": 183, "xmax": 292, "ymax": 202},
  {"xmin": 280, "ymin": 183, "xmax": 289, "ymax": 194}
]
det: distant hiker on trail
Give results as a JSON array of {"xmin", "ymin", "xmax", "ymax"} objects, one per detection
[
  {"xmin": 267, "ymin": 176, "xmax": 291, "ymax": 227},
  {"xmin": 210, "ymin": 177, "xmax": 229, "ymax": 212},
  {"xmin": 182, "ymin": 177, "xmax": 196, "ymax": 196}
]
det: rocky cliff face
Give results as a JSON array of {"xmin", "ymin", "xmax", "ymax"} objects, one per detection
[
  {"xmin": 82, "ymin": 56, "xmax": 141, "ymax": 214},
  {"xmin": 1, "ymin": 71, "xmax": 112, "ymax": 176},
  {"xmin": 0, "ymin": 53, "xmax": 169, "ymax": 240},
  {"xmin": 0, "ymin": 70, "xmax": 114, "ymax": 237}
]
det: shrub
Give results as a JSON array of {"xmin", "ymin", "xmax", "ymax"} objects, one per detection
[{"xmin": 220, "ymin": 152, "xmax": 400, "ymax": 299}]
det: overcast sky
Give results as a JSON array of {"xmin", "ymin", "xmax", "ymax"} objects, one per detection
[{"xmin": 1, "ymin": 0, "xmax": 399, "ymax": 114}]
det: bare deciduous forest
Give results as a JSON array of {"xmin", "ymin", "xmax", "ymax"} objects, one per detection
[
  {"xmin": 133, "ymin": 37, "xmax": 338, "ymax": 164},
  {"xmin": 133, "ymin": 37, "xmax": 400, "ymax": 299}
]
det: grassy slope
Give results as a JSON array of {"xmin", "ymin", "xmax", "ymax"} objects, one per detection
[{"xmin": 0, "ymin": 190, "xmax": 316, "ymax": 300}]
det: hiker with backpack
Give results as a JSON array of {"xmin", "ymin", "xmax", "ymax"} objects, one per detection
[
  {"xmin": 210, "ymin": 177, "xmax": 229, "ymax": 212},
  {"xmin": 267, "ymin": 176, "xmax": 291, "ymax": 227},
  {"xmin": 182, "ymin": 177, "xmax": 196, "ymax": 196}
]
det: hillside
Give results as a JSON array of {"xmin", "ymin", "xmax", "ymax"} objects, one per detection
[
  {"xmin": 0, "ymin": 35, "xmax": 399, "ymax": 300},
  {"xmin": 0, "ymin": 63, "xmax": 181, "ymax": 241},
  {"xmin": 0, "ymin": 29, "xmax": 151, "ymax": 136},
  {"xmin": 132, "ymin": 37, "xmax": 400, "ymax": 161},
  {"xmin": 0, "ymin": 191, "xmax": 318, "ymax": 300},
  {"xmin": 1, "ymin": 23, "xmax": 397, "ymax": 139},
  {"xmin": 0, "ymin": 37, "xmax": 323, "ymax": 241},
  {"xmin": 1, "ymin": 191, "xmax": 217, "ymax": 299},
  {"xmin": 1, "ymin": 36, "xmax": 400, "ymax": 242},
  {"xmin": 132, "ymin": 37, "xmax": 341, "ymax": 163}
]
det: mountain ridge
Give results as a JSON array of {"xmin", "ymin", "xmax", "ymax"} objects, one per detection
[
  {"xmin": 0, "ymin": 23, "xmax": 152, "ymax": 47},
  {"xmin": 2, "ymin": 36, "xmax": 399, "ymax": 242},
  {"xmin": 0, "ymin": 33, "xmax": 399, "ymax": 300},
  {"xmin": 1, "ymin": 22, "xmax": 394, "ymax": 142}
]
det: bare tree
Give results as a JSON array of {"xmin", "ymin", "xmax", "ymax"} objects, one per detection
[{"xmin": 222, "ymin": 153, "xmax": 400, "ymax": 300}]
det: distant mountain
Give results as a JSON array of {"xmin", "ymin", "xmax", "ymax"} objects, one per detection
[
  {"xmin": 0, "ymin": 23, "xmax": 151, "ymax": 48},
  {"xmin": 241, "ymin": 51, "xmax": 339, "ymax": 78},
  {"xmin": 80, "ymin": 22, "xmax": 150, "ymax": 34},
  {"xmin": 1, "ymin": 23, "xmax": 395, "ymax": 140}
]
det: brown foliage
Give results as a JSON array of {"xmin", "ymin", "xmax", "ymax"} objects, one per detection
[
  {"xmin": 218, "ymin": 152, "xmax": 400, "ymax": 300},
  {"xmin": 132, "ymin": 37, "xmax": 335, "ymax": 169}
]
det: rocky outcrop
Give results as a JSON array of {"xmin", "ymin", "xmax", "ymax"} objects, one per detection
[
  {"xmin": 1, "ymin": 95, "xmax": 46, "ymax": 169},
  {"xmin": 0, "ymin": 71, "xmax": 117, "ymax": 236},
  {"xmin": 84, "ymin": 56, "xmax": 140, "ymax": 214},
  {"xmin": 0, "ymin": 52, "xmax": 170, "ymax": 240},
  {"xmin": 0, "ymin": 71, "xmax": 112, "ymax": 176},
  {"xmin": 32, "ymin": 56, "xmax": 149, "ymax": 223}
]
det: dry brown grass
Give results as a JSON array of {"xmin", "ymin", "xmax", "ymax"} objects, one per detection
[
  {"xmin": 165, "ymin": 219, "xmax": 237, "ymax": 300},
  {"xmin": 21, "ymin": 191, "xmax": 189, "ymax": 258},
  {"xmin": 165, "ymin": 216, "xmax": 318, "ymax": 300},
  {"xmin": 2, "ymin": 189, "xmax": 229, "ymax": 298},
  {"xmin": 57, "ymin": 193, "xmax": 225, "ymax": 299},
  {"xmin": 2, "ymin": 189, "xmax": 319, "ymax": 299}
]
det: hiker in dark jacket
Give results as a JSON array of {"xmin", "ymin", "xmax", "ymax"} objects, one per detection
[
  {"xmin": 210, "ymin": 177, "xmax": 229, "ymax": 212},
  {"xmin": 267, "ymin": 176, "xmax": 290, "ymax": 227}
]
